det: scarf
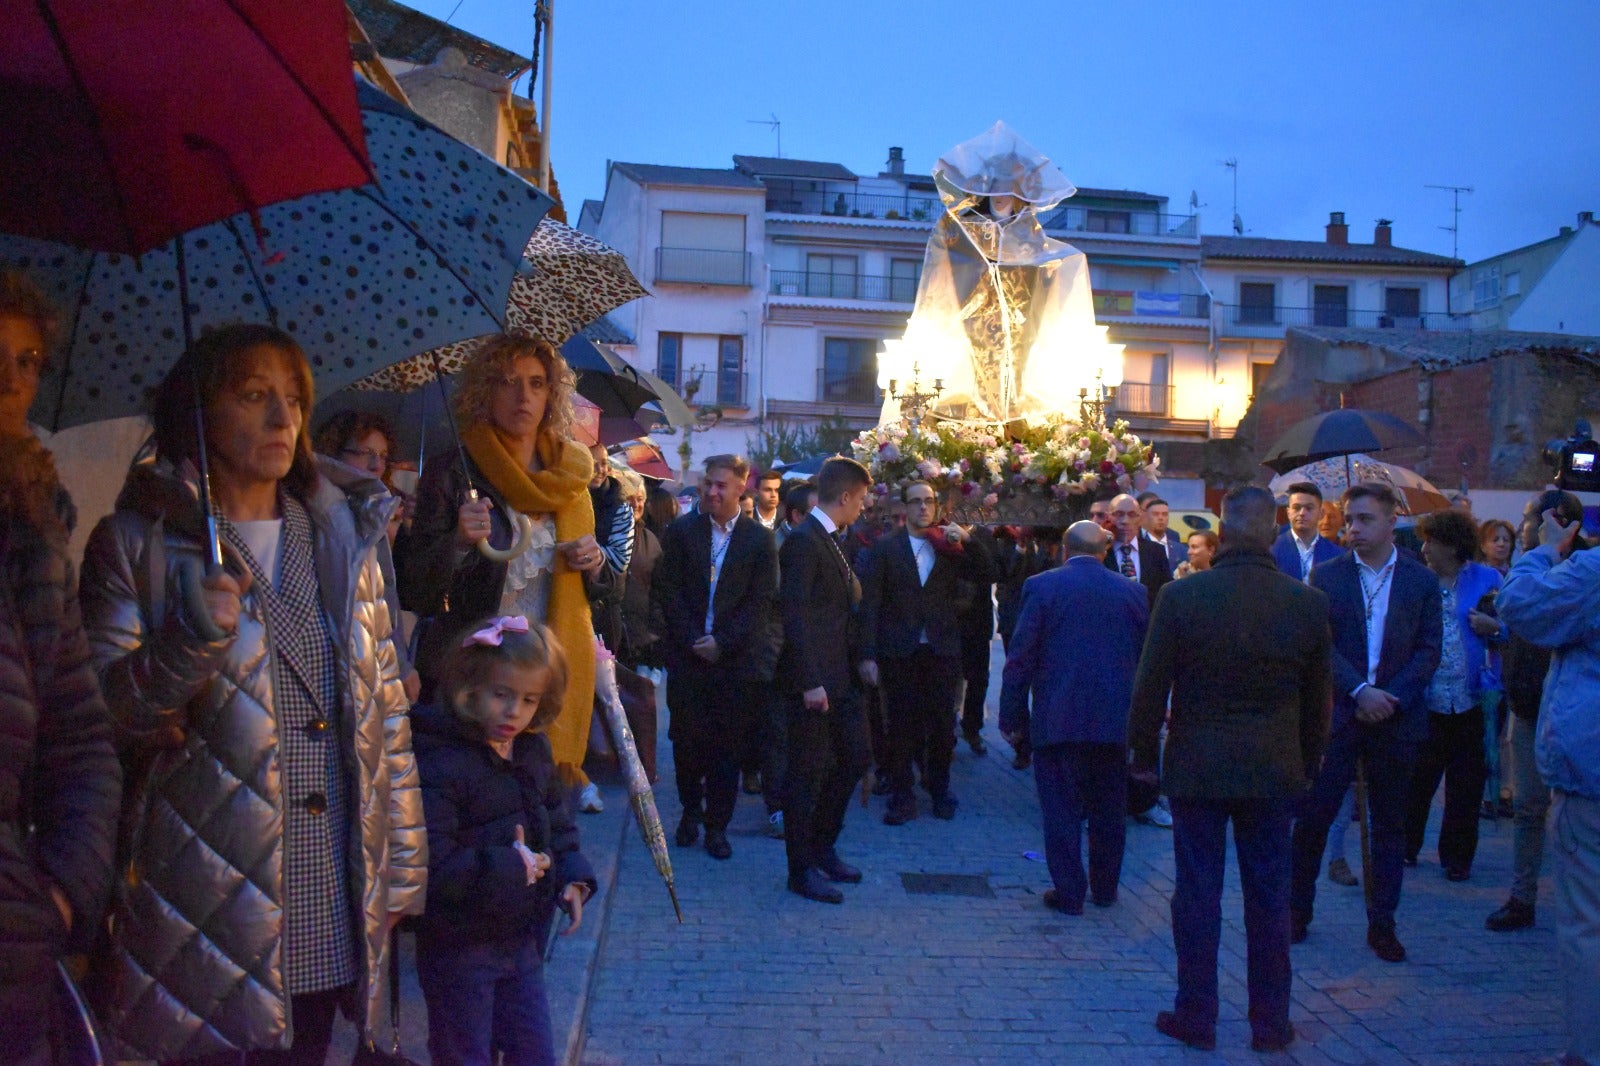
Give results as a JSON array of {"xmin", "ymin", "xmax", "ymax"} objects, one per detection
[{"xmin": 461, "ymin": 422, "xmax": 596, "ymax": 778}]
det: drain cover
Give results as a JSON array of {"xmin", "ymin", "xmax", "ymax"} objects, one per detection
[{"xmin": 900, "ymin": 873, "xmax": 994, "ymax": 898}]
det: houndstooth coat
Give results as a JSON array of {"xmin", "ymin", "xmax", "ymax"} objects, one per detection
[{"xmin": 80, "ymin": 454, "xmax": 426, "ymax": 1060}]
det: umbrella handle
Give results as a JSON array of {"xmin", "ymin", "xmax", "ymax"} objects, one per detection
[{"xmin": 476, "ymin": 509, "xmax": 536, "ymax": 563}]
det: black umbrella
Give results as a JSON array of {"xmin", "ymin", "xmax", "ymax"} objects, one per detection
[{"xmin": 1259, "ymin": 408, "xmax": 1424, "ymax": 474}]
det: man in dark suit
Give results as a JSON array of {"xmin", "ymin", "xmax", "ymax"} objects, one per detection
[
  {"xmin": 1271, "ymin": 481, "xmax": 1342, "ymax": 582},
  {"xmin": 858, "ymin": 482, "xmax": 997, "ymax": 825},
  {"xmin": 652, "ymin": 454, "xmax": 778, "ymax": 861},
  {"xmin": 776, "ymin": 457, "xmax": 875, "ymax": 903},
  {"xmin": 1001, "ymin": 521, "xmax": 1148, "ymax": 915},
  {"xmin": 1106, "ymin": 492, "xmax": 1174, "ymax": 827},
  {"xmin": 1138, "ymin": 491, "xmax": 1189, "ymax": 570},
  {"xmin": 1106, "ymin": 492, "xmax": 1173, "ymax": 607},
  {"xmin": 1130, "ymin": 486, "xmax": 1331, "ymax": 1054},
  {"xmin": 1291, "ymin": 482, "xmax": 1442, "ymax": 963}
]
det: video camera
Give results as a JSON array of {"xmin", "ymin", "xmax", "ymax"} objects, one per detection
[{"xmin": 1543, "ymin": 421, "xmax": 1600, "ymax": 493}]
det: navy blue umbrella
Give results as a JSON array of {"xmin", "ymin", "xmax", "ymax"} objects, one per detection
[{"xmin": 1259, "ymin": 408, "xmax": 1424, "ymax": 474}]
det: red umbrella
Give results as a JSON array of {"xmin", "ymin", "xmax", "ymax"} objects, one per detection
[
  {"xmin": 613, "ymin": 438, "xmax": 674, "ymax": 481},
  {"xmin": 1, "ymin": 0, "xmax": 372, "ymax": 255}
]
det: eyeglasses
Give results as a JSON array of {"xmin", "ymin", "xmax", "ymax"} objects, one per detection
[{"xmin": 340, "ymin": 446, "xmax": 389, "ymax": 468}]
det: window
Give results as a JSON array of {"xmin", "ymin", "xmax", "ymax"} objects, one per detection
[
  {"xmin": 1385, "ymin": 286, "xmax": 1421, "ymax": 320},
  {"xmin": 889, "ymin": 258, "xmax": 922, "ymax": 303},
  {"xmin": 657, "ymin": 332, "xmax": 681, "ymax": 388},
  {"xmin": 805, "ymin": 254, "xmax": 858, "ymax": 298},
  {"xmin": 716, "ymin": 335, "xmax": 743, "ymax": 406},
  {"xmin": 1117, "ymin": 351, "xmax": 1170, "ymax": 415},
  {"xmin": 1250, "ymin": 361, "xmax": 1273, "ymax": 400},
  {"xmin": 822, "ymin": 338, "xmax": 880, "ymax": 404},
  {"xmin": 1313, "ymin": 284, "xmax": 1349, "ymax": 327},
  {"xmin": 1472, "ymin": 265, "xmax": 1500, "ymax": 308},
  {"xmin": 1505, "ymin": 271, "xmax": 1521, "ymax": 298},
  {"xmin": 1238, "ymin": 282, "xmax": 1276, "ymax": 324},
  {"xmin": 1086, "ymin": 209, "xmax": 1131, "ymax": 234},
  {"xmin": 657, "ymin": 212, "xmax": 748, "ymax": 285}
]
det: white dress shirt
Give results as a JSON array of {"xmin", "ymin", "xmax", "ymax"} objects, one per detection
[
  {"xmin": 1292, "ymin": 531, "xmax": 1322, "ymax": 583},
  {"xmin": 1354, "ymin": 546, "xmax": 1398, "ymax": 692},
  {"xmin": 809, "ymin": 506, "xmax": 838, "ymax": 535},
  {"xmin": 705, "ymin": 512, "xmax": 738, "ymax": 635}
]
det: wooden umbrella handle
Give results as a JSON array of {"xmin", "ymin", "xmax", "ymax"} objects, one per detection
[{"xmin": 477, "ymin": 510, "xmax": 536, "ymax": 563}]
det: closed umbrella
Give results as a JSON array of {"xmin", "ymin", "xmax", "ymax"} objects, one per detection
[{"xmin": 1260, "ymin": 409, "xmax": 1424, "ymax": 474}]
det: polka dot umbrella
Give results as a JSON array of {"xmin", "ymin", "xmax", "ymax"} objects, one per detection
[{"xmin": 1, "ymin": 81, "xmax": 554, "ymax": 432}]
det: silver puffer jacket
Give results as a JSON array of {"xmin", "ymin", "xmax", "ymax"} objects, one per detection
[{"xmin": 80, "ymin": 455, "xmax": 427, "ymax": 1059}]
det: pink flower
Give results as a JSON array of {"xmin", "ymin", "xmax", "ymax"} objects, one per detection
[
  {"xmin": 982, "ymin": 492, "xmax": 999, "ymax": 508},
  {"xmin": 958, "ymin": 458, "xmax": 971, "ymax": 473},
  {"xmin": 1012, "ymin": 442, "xmax": 1028, "ymax": 455},
  {"xmin": 916, "ymin": 458, "xmax": 940, "ymax": 479},
  {"xmin": 879, "ymin": 442, "xmax": 900, "ymax": 461}
]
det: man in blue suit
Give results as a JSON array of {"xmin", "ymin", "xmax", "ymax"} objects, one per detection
[
  {"xmin": 1000, "ymin": 521, "xmax": 1149, "ymax": 915},
  {"xmin": 1271, "ymin": 481, "xmax": 1342, "ymax": 582},
  {"xmin": 1291, "ymin": 482, "xmax": 1442, "ymax": 963}
]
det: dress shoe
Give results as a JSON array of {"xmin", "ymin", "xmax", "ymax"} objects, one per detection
[
  {"xmin": 1091, "ymin": 892, "xmax": 1117, "ymax": 908},
  {"xmin": 674, "ymin": 815, "xmax": 699, "ymax": 847},
  {"xmin": 963, "ymin": 730, "xmax": 988, "ymax": 756},
  {"xmin": 741, "ymin": 770, "xmax": 762, "ymax": 795},
  {"xmin": 1012, "ymin": 750, "xmax": 1032, "ymax": 770},
  {"xmin": 1367, "ymin": 924, "xmax": 1407, "ymax": 963},
  {"xmin": 1486, "ymin": 898, "xmax": 1536, "ymax": 931},
  {"xmin": 883, "ymin": 798, "xmax": 917, "ymax": 826},
  {"xmin": 1041, "ymin": 888, "xmax": 1083, "ymax": 916},
  {"xmin": 931, "ymin": 794, "xmax": 959, "ymax": 820},
  {"xmin": 703, "ymin": 828, "xmax": 732, "ymax": 860},
  {"xmin": 1155, "ymin": 1011, "xmax": 1216, "ymax": 1052},
  {"xmin": 818, "ymin": 852, "xmax": 862, "ymax": 883},
  {"xmin": 788, "ymin": 868, "xmax": 843, "ymax": 904},
  {"xmin": 1251, "ymin": 1023, "xmax": 1297, "ymax": 1053},
  {"xmin": 1445, "ymin": 864, "xmax": 1471, "ymax": 882},
  {"xmin": 1290, "ymin": 911, "xmax": 1310, "ymax": 945},
  {"xmin": 1327, "ymin": 857, "xmax": 1359, "ymax": 887},
  {"xmin": 870, "ymin": 771, "xmax": 892, "ymax": 796},
  {"xmin": 766, "ymin": 810, "xmax": 785, "ymax": 839}
]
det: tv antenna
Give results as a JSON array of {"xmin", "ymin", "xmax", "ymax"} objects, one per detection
[
  {"xmin": 1426, "ymin": 183, "xmax": 1473, "ymax": 258},
  {"xmin": 747, "ymin": 114, "xmax": 781, "ymax": 157},
  {"xmin": 1222, "ymin": 158, "xmax": 1242, "ymax": 234}
]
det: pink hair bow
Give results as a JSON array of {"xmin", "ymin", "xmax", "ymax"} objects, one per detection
[{"xmin": 462, "ymin": 615, "xmax": 531, "ymax": 647}]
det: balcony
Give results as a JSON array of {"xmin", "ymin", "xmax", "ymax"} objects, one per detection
[
  {"xmin": 1215, "ymin": 304, "xmax": 1473, "ymax": 338},
  {"xmin": 814, "ymin": 366, "xmax": 880, "ymax": 407},
  {"xmin": 765, "ymin": 188, "xmax": 943, "ymax": 222},
  {"xmin": 1041, "ymin": 205, "xmax": 1199, "ymax": 239},
  {"xmin": 654, "ymin": 246, "xmax": 751, "ymax": 286},
  {"xmin": 770, "ymin": 270, "xmax": 918, "ymax": 304},
  {"xmin": 714, "ymin": 369, "xmax": 748, "ymax": 408},
  {"xmin": 1113, "ymin": 382, "xmax": 1175, "ymax": 418},
  {"xmin": 1093, "ymin": 291, "xmax": 1209, "ymax": 321}
]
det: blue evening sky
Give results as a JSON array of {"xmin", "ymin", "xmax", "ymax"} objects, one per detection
[{"xmin": 408, "ymin": 0, "xmax": 1599, "ymax": 263}]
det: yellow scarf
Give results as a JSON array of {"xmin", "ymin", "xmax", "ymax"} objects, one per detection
[{"xmin": 461, "ymin": 422, "xmax": 596, "ymax": 780}]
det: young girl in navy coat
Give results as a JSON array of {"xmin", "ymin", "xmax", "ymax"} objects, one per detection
[{"xmin": 413, "ymin": 614, "xmax": 597, "ymax": 1065}]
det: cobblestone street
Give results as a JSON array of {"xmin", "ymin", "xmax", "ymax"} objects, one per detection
[{"xmin": 574, "ymin": 644, "xmax": 1565, "ymax": 1065}]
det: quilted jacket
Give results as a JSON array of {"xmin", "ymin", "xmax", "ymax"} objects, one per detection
[
  {"xmin": 0, "ymin": 463, "xmax": 120, "ymax": 1056},
  {"xmin": 80, "ymin": 455, "xmax": 427, "ymax": 1059}
]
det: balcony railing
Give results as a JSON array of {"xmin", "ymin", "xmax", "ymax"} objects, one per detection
[
  {"xmin": 770, "ymin": 270, "xmax": 918, "ymax": 303},
  {"xmin": 1114, "ymin": 382, "xmax": 1175, "ymax": 417},
  {"xmin": 814, "ymin": 366, "xmax": 880, "ymax": 406},
  {"xmin": 654, "ymin": 246, "xmax": 751, "ymax": 286},
  {"xmin": 765, "ymin": 188, "xmax": 944, "ymax": 222},
  {"xmin": 1216, "ymin": 304, "xmax": 1473, "ymax": 336},
  {"xmin": 1041, "ymin": 205, "xmax": 1199, "ymax": 239},
  {"xmin": 1093, "ymin": 291, "xmax": 1210, "ymax": 319}
]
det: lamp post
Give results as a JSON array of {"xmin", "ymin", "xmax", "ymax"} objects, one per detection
[{"xmin": 886, "ymin": 361, "xmax": 944, "ymax": 435}]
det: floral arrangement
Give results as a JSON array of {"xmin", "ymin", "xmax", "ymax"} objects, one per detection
[{"xmin": 851, "ymin": 415, "xmax": 1159, "ymax": 514}]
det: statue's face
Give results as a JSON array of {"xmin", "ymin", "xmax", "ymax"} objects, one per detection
[{"xmin": 990, "ymin": 194, "xmax": 1021, "ymax": 219}]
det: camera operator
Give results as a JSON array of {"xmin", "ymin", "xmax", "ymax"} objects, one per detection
[{"xmin": 1497, "ymin": 489, "xmax": 1600, "ymax": 1065}]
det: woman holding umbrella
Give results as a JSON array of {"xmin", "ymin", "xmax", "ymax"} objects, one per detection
[
  {"xmin": 397, "ymin": 333, "xmax": 608, "ymax": 814},
  {"xmin": 80, "ymin": 323, "xmax": 427, "ymax": 1061},
  {"xmin": 0, "ymin": 271, "xmax": 121, "ymax": 1063}
]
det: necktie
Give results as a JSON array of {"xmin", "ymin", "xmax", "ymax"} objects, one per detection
[{"xmin": 1120, "ymin": 544, "xmax": 1136, "ymax": 579}]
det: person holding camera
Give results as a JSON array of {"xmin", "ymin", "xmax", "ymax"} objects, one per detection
[{"xmin": 1497, "ymin": 493, "xmax": 1600, "ymax": 1066}]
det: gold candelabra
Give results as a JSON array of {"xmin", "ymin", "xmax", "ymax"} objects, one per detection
[
  {"xmin": 886, "ymin": 362, "xmax": 944, "ymax": 434},
  {"xmin": 1078, "ymin": 372, "xmax": 1118, "ymax": 429}
]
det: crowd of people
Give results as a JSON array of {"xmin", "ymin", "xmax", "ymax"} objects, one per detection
[{"xmin": 4, "ymin": 258, "xmax": 1599, "ymax": 1063}]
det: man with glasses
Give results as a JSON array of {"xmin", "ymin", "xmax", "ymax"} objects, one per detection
[{"xmin": 858, "ymin": 481, "xmax": 996, "ymax": 825}]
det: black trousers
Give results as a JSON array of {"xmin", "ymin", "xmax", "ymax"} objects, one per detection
[
  {"xmin": 1291, "ymin": 722, "xmax": 1418, "ymax": 931},
  {"xmin": 879, "ymin": 647, "xmax": 961, "ymax": 802},
  {"xmin": 782, "ymin": 687, "xmax": 872, "ymax": 879},
  {"xmin": 761, "ymin": 682, "xmax": 789, "ymax": 815},
  {"xmin": 1405, "ymin": 706, "xmax": 1488, "ymax": 871},
  {"xmin": 166, "ymin": 986, "xmax": 347, "ymax": 1065},
  {"xmin": 667, "ymin": 663, "xmax": 746, "ymax": 831},
  {"xmin": 958, "ymin": 624, "xmax": 991, "ymax": 737}
]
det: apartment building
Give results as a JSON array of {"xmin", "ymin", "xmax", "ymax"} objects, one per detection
[{"xmin": 1449, "ymin": 211, "xmax": 1600, "ymax": 336}]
